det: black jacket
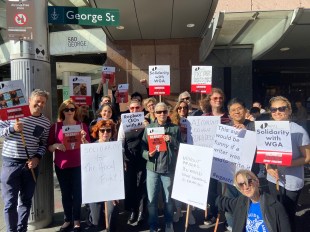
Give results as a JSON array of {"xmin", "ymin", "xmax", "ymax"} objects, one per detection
[{"xmin": 217, "ymin": 192, "xmax": 291, "ymax": 232}]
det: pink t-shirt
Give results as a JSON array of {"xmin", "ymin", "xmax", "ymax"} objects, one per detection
[{"xmin": 48, "ymin": 122, "xmax": 90, "ymax": 169}]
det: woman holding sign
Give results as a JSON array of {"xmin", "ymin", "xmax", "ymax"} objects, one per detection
[
  {"xmin": 48, "ymin": 99, "xmax": 90, "ymax": 232},
  {"xmin": 266, "ymin": 96, "xmax": 310, "ymax": 232},
  {"xmin": 86, "ymin": 119, "xmax": 120, "ymax": 232}
]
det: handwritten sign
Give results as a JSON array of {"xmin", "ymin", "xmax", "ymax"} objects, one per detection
[
  {"xmin": 81, "ymin": 141, "xmax": 125, "ymax": 203},
  {"xmin": 187, "ymin": 116, "xmax": 220, "ymax": 147},
  {"xmin": 255, "ymin": 121, "xmax": 292, "ymax": 166},
  {"xmin": 191, "ymin": 66, "xmax": 212, "ymax": 93},
  {"xmin": 149, "ymin": 65, "xmax": 170, "ymax": 95},
  {"xmin": 121, "ymin": 112, "xmax": 145, "ymax": 132},
  {"xmin": 117, "ymin": 84, "xmax": 129, "ymax": 103},
  {"xmin": 0, "ymin": 80, "xmax": 30, "ymax": 120},
  {"xmin": 62, "ymin": 125, "xmax": 81, "ymax": 150},
  {"xmin": 172, "ymin": 143, "xmax": 213, "ymax": 210},
  {"xmin": 147, "ymin": 127, "xmax": 167, "ymax": 152},
  {"xmin": 69, "ymin": 76, "xmax": 92, "ymax": 105},
  {"xmin": 102, "ymin": 66, "xmax": 115, "ymax": 84}
]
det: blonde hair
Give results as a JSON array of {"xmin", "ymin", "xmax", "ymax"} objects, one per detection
[
  {"xmin": 233, "ymin": 169, "xmax": 258, "ymax": 191},
  {"xmin": 143, "ymin": 97, "xmax": 157, "ymax": 108},
  {"xmin": 269, "ymin": 96, "xmax": 292, "ymax": 115}
]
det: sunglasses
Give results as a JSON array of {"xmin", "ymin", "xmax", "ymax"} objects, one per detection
[
  {"xmin": 181, "ymin": 97, "xmax": 190, "ymax": 101},
  {"xmin": 63, "ymin": 108, "xmax": 76, "ymax": 112},
  {"xmin": 99, "ymin": 128, "xmax": 112, "ymax": 133},
  {"xmin": 155, "ymin": 110, "xmax": 168, "ymax": 115},
  {"xmin": 270, "ymin": 106, "xmax": 287, "ymax": 113},
  {"xmin": 178, "ymin": 106, "xmax": 188, "ymax": 110},
  {"xmin": 130, "ymin": 106, "xmax": 140, "ymax": 110},
  {"xmin": 237, "ymin": 178, "xmax": 254, "ymax": 189},
  {"xmin": 211, "ymin": 97, "xmax": 223, "ymax": 101}
]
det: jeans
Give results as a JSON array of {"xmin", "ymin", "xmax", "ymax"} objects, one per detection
[
  {"xmin": 55, "ymin": 165, "xmax": 82, "ymax": 222},
  {"xmin": 222, "ymin": 183, "xmax": 240, "ymax": 227},
  {"xmin": 1, "ymin": 161, "xmax": 38, "ymax": 232},
  {"xmin": 146, "ymin": 170, "xmax": 173, "ymax": 230}
]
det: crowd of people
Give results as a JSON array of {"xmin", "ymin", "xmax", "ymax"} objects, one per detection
[{"xmin": 0, "ymin": 87, "xmax": 310, "ymax": 232}]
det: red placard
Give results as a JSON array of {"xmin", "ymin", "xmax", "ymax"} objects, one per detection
[
  {"xmin": 255, "ymin": 150, "xmax": 292, "ymax": 166},
  {"xmin": 148, "ymin": 134, "xmax": 167, "ymax": 152},
  {"xmin": 0, "ymin": 105, "xmax": 31, "ymax": 121},
  {"xmin": 149, "ymin": 86, "xmax": 170, "ymax": 96},
  {"xmin": 63, "ymin": 132, "xmax": 82, "ymax": 150},
  {"xmin": 70, "ymin": 96, "xmax": 92, "ymax": 106},
  {"xmin": 191, "ymin": 84, "xmax": 212, "ymax": 93}
]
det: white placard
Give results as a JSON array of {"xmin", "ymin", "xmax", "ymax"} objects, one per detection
[
  {"xmin": 69, "ymin": 76, "xmax": 91, "ymax": 96},
  {"xmin": 187, "ymin": 116, "xmax": 221, "ymax": 147},
  {"xmin": 172, "ymin": 143, "xmax": 213, "ymax": 210},
  {"xmin": 81, "ymin": 141, "xmax": 125, "ymax": 203},
  {"xmin": 121, "ymin": 112, "xmax": 145, "ymax": 132},
  {"xmin": 191, "ymin": 66, "xmax": 212, "ymax": 84},
  {"xmin": 148, "ymin": 65, "xmax": 170, "ymax": 85}
]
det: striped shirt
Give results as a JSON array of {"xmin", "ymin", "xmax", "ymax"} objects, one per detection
[{"xmin": 0, "ymin": 114, "xmax": 50, "ymax": 160}]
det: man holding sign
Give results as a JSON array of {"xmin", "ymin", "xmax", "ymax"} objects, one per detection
[
  {"xmin": 263, "ymin": 96, "xmax": 310, "ymax": 232},
  {"xmin": 0, "ymin": 89, "xmax": 51, "ymax": 232}
]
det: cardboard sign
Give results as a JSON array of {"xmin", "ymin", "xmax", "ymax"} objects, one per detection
[
  {"xmin": 121, "ymin": 112, "xmax": 145, "ymax": 132},
  {"xmin": 149, "ymin": 65, "xmax": 170, "ymax": 95},
  {"xmin": 102, "ymin": 66, "xmax": 115, "ymax": 84},
  {"xmin": 69, "ymin": 76, "xmax": 92, "ymax": 105},
  {"xmin": 147, "ymin": 127, "xmax": 167, "ymax": 152},
  {"xmin": 172, "ymin": 143, "xmax": 213, "ymax": 210},
  {"xmin": 191, "ymin": 66, "xmax": 212, "ymax": 93},
  {"xmin": 62, "ymin": 125, "xmax": 82, "ymax": 150},
  {"xmin": 81, "ymin": 141, "xmax": 125, "ymax": 203},
  {"xmin": 255, "ymin": 121, "xmax": 292, "ymax": 166},
  {"xmin": 0, "ymin": 80, "xmax": 30, "ymax": 120},
  {"xmin": 187, "ymin": 116, "xmax": 221, "ymax": 148},
  {"xmin": 116, "ymin": 84, "xmax": 129, "ymax": 103}
]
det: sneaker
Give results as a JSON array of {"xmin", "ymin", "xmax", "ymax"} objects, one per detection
[
  {"xmin": 173, "ymin": 210, "xmax": 183, "ymax": 222},
  {"xmin": 204, "ymin": 215, "xmax": 216, "ymax": 225},
  {"xmin": 225, "ymin": 225, "xmax": 232, "ymax": 232},
  {"xmin": 165, "ymin": 223, "xmax": 174, "ymax": 232},
  {"xmin": 188, "ymin": 212, "xmax": 196, "ymax": 225}
]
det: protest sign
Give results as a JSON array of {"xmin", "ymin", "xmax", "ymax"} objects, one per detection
[
  {"xmin": 69, "ymin": 76, "xmax": 92, "ymax": 105},
  {"xmin": 116, "ymin": 84, "xmax": 129, "ymax": 103},
  {"xmin": 121, "ymin": 112, "xmax": 145, "ymax": 132},
  {"xmin": 180, "ymin": 117, "xmax": 188, "ymax": 143},
  {"xmin": 102, "ymin": 66, "xmax": 115, "ymax": 85},
  {"xmin": 62, "ymin": 125, "xmax": 82, "ymax": 150},
  {"xmin": 211, "ymin": 124, "xmax": 256, "ymax": 185},
  {"xmin": 172, "ymin": 143, "xmax": 213, "ymax": 210},
  {"xmin": 147, "ymin": 127, "xmax": 167, "ymax": 152},
  {"xmin": 187, "ymin": 116, "xmax": 220, "ymax": 147},
  {"xmin": 191, "ymin": 66, "xmax": 212, "ymax": 93},
  {"xmin": 255, "ymin": 121, "xmax": 292, "ymax": 166},
  {"xmin": 81, "ymin": 141, "xmax": 124, "ymax": 203},
  {"xmin": 149, "ymin": 65, "xmax": 170, "ymax": 95},
  {"xmin": 0, "ymin": 80, "xmax": 30, "ymax": 120}
]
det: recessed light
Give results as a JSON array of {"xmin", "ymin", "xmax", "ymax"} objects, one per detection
[
  {"xmin": 280, "ymin": 47, "xmax": 290, "ymax": 52},
  {"xmin": 187, "ymin": 23, "xmax": 195, "ymax": 28},
  {"xmin": 116, "ymin": 26, "xmax": 125, "ymax": 30}
]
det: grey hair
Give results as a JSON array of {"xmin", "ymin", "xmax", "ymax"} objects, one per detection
[
  {"xmin": 30, "ymin": 89, "xmax": 49, "ymax": 100},
  {"xmin": 155, "ymin": 102, "xmax": 168, "ymax": 111},
  {"xmin": 178, "ymin": 91, "xmax": 191, "ymax": 101}
]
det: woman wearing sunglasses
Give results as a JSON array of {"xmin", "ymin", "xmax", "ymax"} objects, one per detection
[
  {"xmin": 117, "ymin": 99, "xmax": 148, "ymax": 225},
  {"xmin": 217, "ymin": 169, "xmax": 290, "ymax": 232},
  {"xmin": 266, "ymin": 96, "xmax": 310, "ymax": 232},
  {"xmin": 142, "ymin": 102, "xmax": 181, "ymax": 232},
  {"xmin": 86, "ymin": 119, "xmax": 119, "ymax": 231},
  {"xmin": 48, "ymin": 99, "xmax": 90, "ymax": 232}
]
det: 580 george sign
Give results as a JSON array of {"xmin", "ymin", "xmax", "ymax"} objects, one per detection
[{"xmin": 48, "ymin": 6, "xmax": 119, "ymax": 26}]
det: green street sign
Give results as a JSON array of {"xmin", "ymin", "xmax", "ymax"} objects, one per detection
[{"xmin": 48, "ymin": 6, "xmax": 119, "ymax": 26}]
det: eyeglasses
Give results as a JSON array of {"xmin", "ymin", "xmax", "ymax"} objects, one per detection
[
  {"xmin": 99, "ymin": 128, "xmax": 112, "ymax": 133},
  {"xmin": 178, "ymin": 106, "xmax": 188, "ymax": 110},
  {"xmin": 155, "ymin": 110, "xmax": 168, "ymax": 115},
  {"xmin": 147, "ymin": 104, "xmax": 154, "ymax": 108},
  {"xmin": 211, "ymin": 97, "xmax": 223, "ymax": 101},
  {"xmin": 237, "ymin": 178, "xmax": 254, "ymax": 189},
  {"xmin": 63, "ymin": 108, "xmax": 76, "ymax": 112},
  {"xmin": 130, "ymin": 106, "xmax": 140, "ymax": 110},
  {"xmin": 270, "ymin": 106, "xmax": 287, "ymax": 113},
  {"xmin": 181, "ymin": 97, "xmax": 190, "ymax": 101}
]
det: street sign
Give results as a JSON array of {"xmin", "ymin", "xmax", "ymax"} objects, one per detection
[
  {"xmin": 6, "ymin": 0, "xmax": 35, "ymax": 40},
  {"xmin": 48, "ymin": 6, "xmax": 120, "ymax": 26}
]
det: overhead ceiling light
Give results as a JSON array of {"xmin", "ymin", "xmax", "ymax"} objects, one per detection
[
  {"xmin": 116, "ymin": 26, "xmax": 125, "ymax": 30},
  {"xmin": 280, "ymin": 47, "xmax": 290, "ymax": 52},
  {"xmin": 187, "ymin": 23, "xmax": 195, "ymax": 28}
]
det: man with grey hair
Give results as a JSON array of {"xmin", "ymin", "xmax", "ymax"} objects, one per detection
[
  {"xmin": 178, "ymin": 91, "xmax": 196, "ymax": 115},
  {"xmin": 0, "ymin": 89, "xmax": 51, "ymax": 232}
]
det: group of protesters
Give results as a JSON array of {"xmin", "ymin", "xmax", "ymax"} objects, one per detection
[{"xmin": 1, "ymin": 86, "xmax": 309, "ymax": 232}]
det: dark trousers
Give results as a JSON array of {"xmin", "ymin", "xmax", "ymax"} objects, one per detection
[
  {"xmin": 207, "ymin": 178, "xmax": 220, "ymax": 217},
  {"xmin": 55, "ymin": 165, "xmax": 82, "ymax": 222},
  {"xmin": 268, "ymin": 182, "xmax": 301, "ymax": 232},
  {"xmin": 124, "ymin": 162, "xmax": 147, "ymax": 214},
  {"xmin": 88, "ymin": 201, "xmax": 119, "ymax": 231},
  {"xmin": 1, "ymin": 161, "xmax": 38, "ymax": 232}
]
